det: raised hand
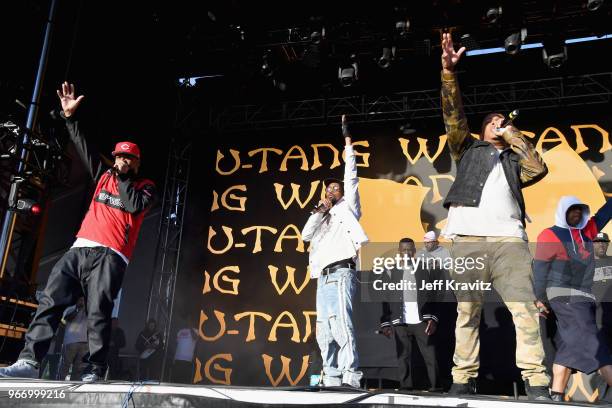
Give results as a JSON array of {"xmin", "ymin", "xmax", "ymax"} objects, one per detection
[
  {"xmin": 441, "ymin": 32, "xmax": 465, "ymax": 72},
  {"xmin": 56, "ymin": 82, "xmax": 84, "ymax": 118},
  {"xmin": 342, "ymin": 114, "xmax": 351, "ymax": 145}
]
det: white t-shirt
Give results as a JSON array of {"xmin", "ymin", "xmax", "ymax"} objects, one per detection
[
  {"xmin": 401, "ymin": 267, "xmax": 422, "ymax": 324},
  {"xmin": 174, "ymin": 328, "xmax": 197, "ymax": 362},
  {"xmin": 443, "ymin": 149, "xmax": 526, "ymax": 240},
  {"xmin": 72, "ymin": 238, "xmax": 129, "ymax": 264}
]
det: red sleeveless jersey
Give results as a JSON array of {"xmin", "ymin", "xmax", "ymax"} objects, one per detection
[{"xmin": 76, "ymin": 170, "xmax": 155, "ymax": 260}]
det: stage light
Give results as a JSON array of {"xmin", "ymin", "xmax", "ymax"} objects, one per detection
[
  {"xmin": 308, "ymin": 16, "xmax": 325, "ymax": 44},
  {"xmin": 15, "ymin": 199, "xmax": 41, "ymax": 215},
  {"xmin": 261, "ymin": 50, "xmax": 274, "ymax": 77},
  {"xmin": 485, "ymin": 6, "xmax": 503, "ymax": 23},
  {"xmin": 338, "ymin": 55, "xmax": 358, "ymax": 87},
  {"xmin": 542, "ymin": 38, "xmax": 567, "ymax": 68},
  {"xmin": 338, "ymin": 65, "xmax": 357, "ymax": 87},
  {"xmin": 378, "ymin": 47, "xmax": 396, "ymax": 69},
  {"xmin": 400, "ymin": 122, "xmax": 416, "ymax": 135},
  {"xmin": 395, "ymin": 19, "xmax": 410, "ymax": 36},
  {"xmin": 273, "ymin": 80, "xmax": 287, "ymax": 92},
  {"xmin": 311, "ymin": 28, "xmax": 326, "ymax": 45},
  {"xmin": 229, "ymin": 25, "xmax": 245, "ymax": 41},
  {"xmin": 504, "ymin": 28, "xmax": 527, "ymax": 55},
  {"xmin": 587, "ymin": 0, "xmax": 604, "ymax": 11}
]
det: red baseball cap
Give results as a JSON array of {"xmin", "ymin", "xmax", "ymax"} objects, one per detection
[{"xmin": 112, "ymin": 142, "xmax": 141, "ymax": 159}]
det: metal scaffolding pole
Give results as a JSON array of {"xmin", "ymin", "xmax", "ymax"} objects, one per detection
[
  {"xmin": 145, "ymin": 137, "xmax": 192, "ymax": 382},
  {"xmin": 210, "ymin": 72, "xmax": 612, "ymax": 131},
  {"xmin": 0, "ymin": 0, "xmax": 58, "ymax": 278}
]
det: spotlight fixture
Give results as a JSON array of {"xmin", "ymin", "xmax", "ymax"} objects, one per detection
[
  {"xmin": 308, "ymin": 16, "xmax": 325, "ymax": 44},
  {"xmin": 310, "ymin": 28, "xmax": 325, "ymax": 45},
  {"xmin": 261, "ymin": 50, "xmax": 275, "ymax": 77},
  {"xmin": 395, "ymin": 19, "xmax": 410, "ymax": 36},
  {"xmin": 338, "ymin": 64, "xmax": 358, "ymax": 87},
  {"xmin": 378, "ymin": 46, "xmax": 396, "ymax": 69},
  {"xmin": 587, "ymin": 0, "xmax": 604, "ymax": 11},
  {"xmin": 504, "ymin": 28, "xmax": 527, "ymax": 55},
  {"xmin": 542, "ymin": 38, "xmax": 567, "ymax": 68},
  {"xmin": 272, "ymin": 79, "xmax": 287, "ymax": 92},
  {"xmin": 229, "ymin": 25, "xmax": 245, "ymax": 42},
  {"xmin": 399, "ymin": 122, "xmax": 416, "ymax": 135},
  {"xmin": 338, "ymin": 55, "xmax": 358, "ymax": 87},
  {"xmin": 485, "ymin": 6, "xmax": 503, "ymax": 23},
  {"xmin": 15, "ymin": 198, "xmax": 41, "ymax": 215}
]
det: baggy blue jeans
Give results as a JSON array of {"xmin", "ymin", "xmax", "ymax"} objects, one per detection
[{"xmin": 315, "ymin": 268, "xmax": 362, "ymax": 387}]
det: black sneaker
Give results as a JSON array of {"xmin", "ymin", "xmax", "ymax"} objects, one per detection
[
  {"xmin": 525, "ymin": 381, "xmax": 551, "ymax": 401},
  {"xmin": 448, "ymin": 379, "xmax": 477, "ymax": 395},
  {"xmin": 550, "ymin": 391, "xmax": 564, "ymax": 402}
]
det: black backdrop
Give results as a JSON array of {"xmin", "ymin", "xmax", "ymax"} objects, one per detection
[{"xmin": 177, "ymin": 104, "xmax": 612, "ymax": 390}]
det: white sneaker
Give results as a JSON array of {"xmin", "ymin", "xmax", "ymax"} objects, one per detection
[
  {"xmin": 80, "ymin": 365, "xmax": 106, "ymax": 383},
  {"xmin": 0, "ymin": 360, "xmax": 39, "ymax": 378},
  {"xmin": 80, "ymin": 372, "xmax": 100, "ymax": 383}
]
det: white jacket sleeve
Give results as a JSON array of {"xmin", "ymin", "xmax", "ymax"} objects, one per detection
[
  {"xmin": 344, "ymin": 145, "xmax": 361, "ymax": 219},
  {"xmin": 301, "ymin": 212, "xmax": 324, "ymax": 242}
]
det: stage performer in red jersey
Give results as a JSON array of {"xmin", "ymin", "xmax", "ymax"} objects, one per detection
[{"xmin": 0, "ymin": 82, "xmax": 156, "ymax": 382}]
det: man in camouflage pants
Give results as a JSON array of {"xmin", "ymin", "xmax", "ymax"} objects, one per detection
[{"xmin": 439, "ymin": 33, "xmax": 551, "ymax": 400}]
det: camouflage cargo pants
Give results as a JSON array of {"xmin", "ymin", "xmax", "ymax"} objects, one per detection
[{"xmin": 449, "ymin": 235, "xmax": 549, "ymax": 387}]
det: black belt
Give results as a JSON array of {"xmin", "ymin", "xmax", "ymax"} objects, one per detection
[{"xmin": 321, "ymin": 259, "xmax": 355, "ymax": 276}]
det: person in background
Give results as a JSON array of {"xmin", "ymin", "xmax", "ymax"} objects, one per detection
[
  {"xmin": 417, "ymin": 231, "xmax": 451, "ymax": 263},
  {"xmin": 380, "ymin": 238, "xmax": 440, "ymax": 391},
  {"xmin": 171, "ymin": 324, "xmax": 198, "ymax": 384},
  {"xmin": 59, "ymin": 297, "xmax": 88, "ymax": 381},
  {"xmin": 107, "ymin": 318, "xmax": 126, "ymax": 379},
  {"xmin": 593, "ymin": 232, "xmax": 612, "ymax": 346},
  {"xmin": 593, "ymin": 232, "xmax": 612, "ymax": 400},
  {"xmin": 534, "ymin": 196, "xmax": 612, "ymax": 402},
  {"xmin": 136, "ymin": 319, "xmax": 163, "ymax": 381}
]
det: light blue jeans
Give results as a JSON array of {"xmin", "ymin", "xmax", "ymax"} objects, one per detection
[{"xmin": 315, "ymin": 268, "xmax": 362, "ymax": 387}]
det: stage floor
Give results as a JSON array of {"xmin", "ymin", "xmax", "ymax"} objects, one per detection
[{"xmin": 0, "ymin": 379, "xmax": 594, "ymax": 407}]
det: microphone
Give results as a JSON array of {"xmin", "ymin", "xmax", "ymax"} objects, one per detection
[
  {"xmin": 500, "ymin": 109, "xmax": 519, "ymax": 128},
  {"xmin": 310, "ymin": 202, "xmax": 326, "ymax": 215}
]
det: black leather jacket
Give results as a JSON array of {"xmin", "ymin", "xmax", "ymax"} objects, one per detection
[{"xmin": 379, "ymin": 266, "xmax": 441, "ymax": 328}]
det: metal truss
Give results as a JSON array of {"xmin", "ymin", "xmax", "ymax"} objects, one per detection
[
  {"xmin": 210, "ymin": 72, "xmax": 612, "ymax": 131},
  {"xmin": 145, "ymin": 134, "xmax": 192, "ymax": 381}
]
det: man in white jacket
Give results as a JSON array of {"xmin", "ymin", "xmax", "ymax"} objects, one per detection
[{"xmin": 301, "ymin": 115, "xmax": 368, "ymax": 388}]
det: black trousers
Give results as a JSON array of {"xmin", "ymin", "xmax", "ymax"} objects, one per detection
[
  {"xmin": 19, "ymin": 247, "xmax": 126, "ymax": 369},
  {"xmin": 394, "ymin": 322, "xmax": 439, "ymax": 389},
  {"xmin": 59, "ymin": 342, "xmax": 88, "ymax": 380},
  {"xmin": 171, "ymin": 360, "xmax": 194, "ymax": 384}
]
